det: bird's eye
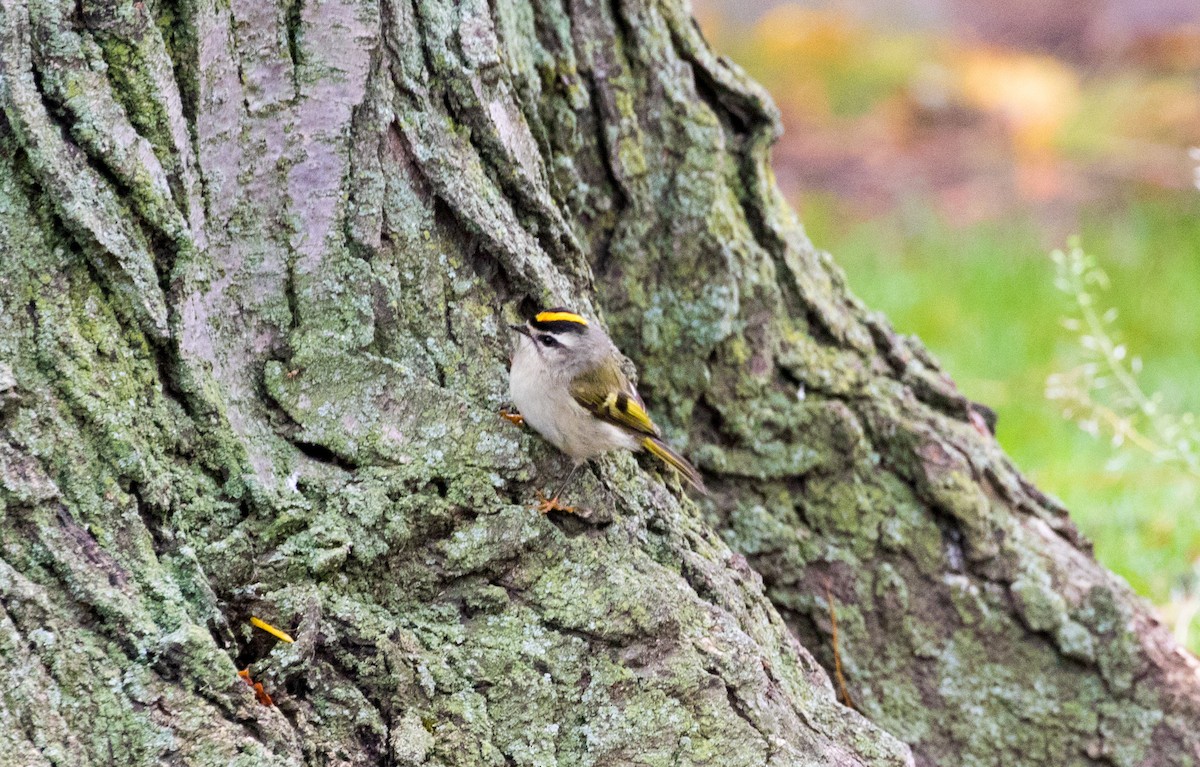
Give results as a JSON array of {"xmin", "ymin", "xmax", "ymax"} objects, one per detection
[{"xmin": 538, "ymin": 335, "xmax": 558, "ymax": 348}]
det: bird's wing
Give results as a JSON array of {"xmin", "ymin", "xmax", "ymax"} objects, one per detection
[{"xmin": 570, "ymin": 357, "xmax": 660, "ymax": 438}]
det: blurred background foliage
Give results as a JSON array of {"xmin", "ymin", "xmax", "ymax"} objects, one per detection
[{"xmin": 693, "ymin": 0, "xmax": 1200, "ymax": 649}]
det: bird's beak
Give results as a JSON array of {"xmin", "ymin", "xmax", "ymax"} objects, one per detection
[{"xmin": 510, "ymin": 324, "xmax": 531, "ymax": 338}]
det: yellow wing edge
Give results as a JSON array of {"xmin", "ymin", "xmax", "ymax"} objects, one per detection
[{"xmin": 576, "ymin": 389, "xmax": 660, "ymax": 438}]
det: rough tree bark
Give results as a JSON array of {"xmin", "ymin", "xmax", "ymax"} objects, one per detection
[{"xmin": 0, "ymin": 0, "xmax": 1197, "ymax": 765}]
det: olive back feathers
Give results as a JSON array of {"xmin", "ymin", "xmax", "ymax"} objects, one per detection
[
  {"xmin": 509, "ymin": 308, "xmax": 706, "ymax": 494},
  {"xmin": 569, "ymin": 356, "xmax": 658, "ymax": 438}
]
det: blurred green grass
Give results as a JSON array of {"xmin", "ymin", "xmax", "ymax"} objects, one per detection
[
  {"xmin": 696, "ymin": 2, "xmax": 1200, "ymax": 645},
  {"xmin": 801, "ymin": 192, "xmax": 1200, "ymax": 612}
]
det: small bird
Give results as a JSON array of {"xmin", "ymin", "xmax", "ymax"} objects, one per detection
[{"xmin": 508, "ymin": 307, "xmax": 706, "ymax": 513}]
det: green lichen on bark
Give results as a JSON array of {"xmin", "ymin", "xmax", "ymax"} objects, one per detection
[{"xmin": 1, "ymin": 0, "xmax": 1198, "ymax": 765}]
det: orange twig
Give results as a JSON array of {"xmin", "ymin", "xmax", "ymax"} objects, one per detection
[{"xmin": 825, "ymin": 581, "xmax": 855, "ymax": 710}]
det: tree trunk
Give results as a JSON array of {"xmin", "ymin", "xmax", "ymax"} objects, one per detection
[{"xmin": 0, "ymin": 0, "xmax": 1196, "ymax": 765}]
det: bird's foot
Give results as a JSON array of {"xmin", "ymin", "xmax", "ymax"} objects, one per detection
[
  {"xmin": 500, "ymin": 408, "xmax": 525, "ymax": 427},
  {"xmin": 534, "ymin": 490, "xmax": 576, "ymax": 515}
]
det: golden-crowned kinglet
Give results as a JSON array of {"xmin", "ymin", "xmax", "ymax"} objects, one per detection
[{"xmin": 509, "ymin": 308, "xmax": 706, "ymax": 512}]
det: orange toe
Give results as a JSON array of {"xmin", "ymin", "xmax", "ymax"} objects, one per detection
[
  {"xmin": 500, "ymin": 408, "xmax": 525, "ymax": 427},
  {"xmin": 534, "ymin": 490, "xmax": 576, "ymax": 515}
]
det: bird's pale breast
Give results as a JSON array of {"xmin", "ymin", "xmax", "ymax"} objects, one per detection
[{"xmin": 510, "ymin": 343, "xmax": 639, "ymax": 462}]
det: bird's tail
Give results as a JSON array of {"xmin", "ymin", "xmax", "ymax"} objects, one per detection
[{"xmin": 641, "ymin": 437, "xmax": 708, "ymax": 495}]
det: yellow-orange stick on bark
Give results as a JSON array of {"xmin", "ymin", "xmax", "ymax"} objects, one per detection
[
  {"xmin": 250, "ymin": 616, "xmax": 295, "ymax": 643},
  {"xmin": 824, "ymin": 582, "xmax": 855, "ymax": 710}
]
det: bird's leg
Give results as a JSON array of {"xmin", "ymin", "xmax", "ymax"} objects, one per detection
[{"xmin": 535, "ymin": 463, "xmax": 581, "ymax": 514}]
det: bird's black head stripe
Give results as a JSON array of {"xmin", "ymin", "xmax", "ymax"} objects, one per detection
[
  {"xmin": 530, "ymin": 319, "xmax": 588, "ymax": 334},
  {"xmin": 529, "ymin": 308, "xmax": 589, "ymax": 334}
]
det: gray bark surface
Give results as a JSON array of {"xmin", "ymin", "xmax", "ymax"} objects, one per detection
[{"xmin": 0, "ymin": 0, "xmax": 1196, "ymax": 765}]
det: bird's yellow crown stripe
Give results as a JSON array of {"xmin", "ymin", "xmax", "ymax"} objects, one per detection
[{"xmin": 535, "ymin": 311, "xmax": 588, "ymax": 326}]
